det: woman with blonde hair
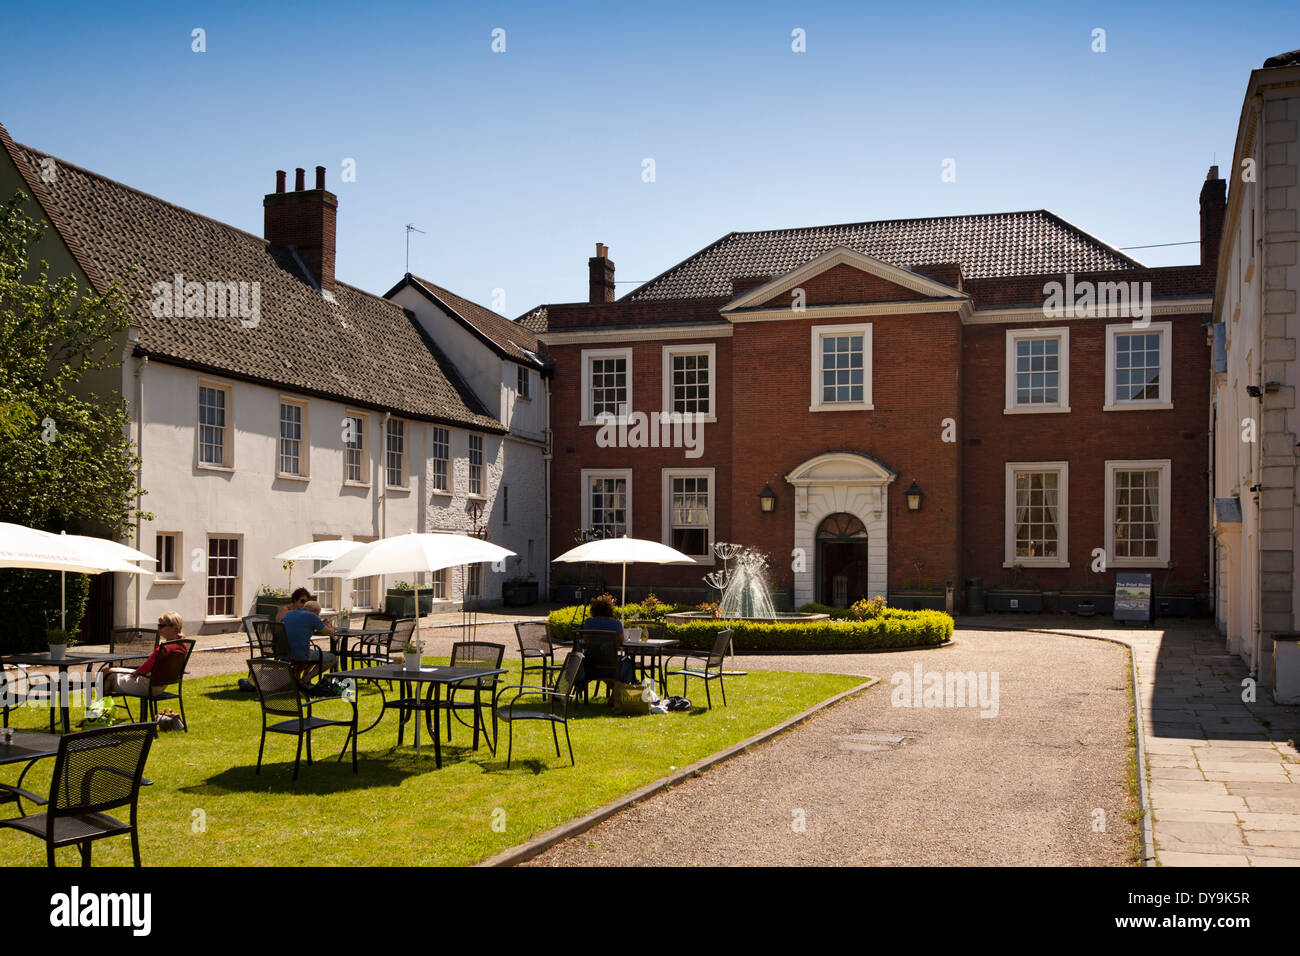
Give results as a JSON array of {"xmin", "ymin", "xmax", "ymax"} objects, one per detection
[{"xmin": 103, "ymin": 611, "xmax": 188, "ymax": 697}]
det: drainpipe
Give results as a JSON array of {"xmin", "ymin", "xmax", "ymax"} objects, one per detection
[
  {"xmin": 380, "ymin": 411, "xmax": 391, "ymax": 595},
  {"xmin": 133, "ymin": 355, "xmax": 148, "ymax": 632},
  {"xmin": 1254, "ymin": 96, "xmax": 1267, "ymax": 681},
  {"xmin": 544, "ymin": 375, "xmax": 552, "ymax": 600}
]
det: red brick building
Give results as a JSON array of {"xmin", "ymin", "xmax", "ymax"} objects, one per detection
[{"xmin": 527, "ymin": 179, "xmax": 1221, "ymax": 611}]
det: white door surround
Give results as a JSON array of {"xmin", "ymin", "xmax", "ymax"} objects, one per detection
[{"xmin": 785, "ymin": 452, "xmax": 897, "ymax": 607}]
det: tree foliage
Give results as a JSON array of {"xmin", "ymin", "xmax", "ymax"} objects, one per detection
[{"xmin": 0, "ymin": 191, "xmax": 144, "ymax": 647}]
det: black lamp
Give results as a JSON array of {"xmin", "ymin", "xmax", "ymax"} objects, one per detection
[
  {"xmin": 905, "ymin": 480, "xmax": 923, "ymax": 512},
  {"xmin": 759, "ymin": 483, "xmax": 777, "ymax": 513}
]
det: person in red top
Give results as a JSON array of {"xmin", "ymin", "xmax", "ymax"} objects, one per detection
[{"xmin": 104, "ymin": 611, "xmax": 186, "ymax": 696}]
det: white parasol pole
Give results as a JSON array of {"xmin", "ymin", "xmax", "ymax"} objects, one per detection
[
  {"xmin": 412, "ymin": 577, "xmax": 422, "ymax": 755},
  {"xmin": 621, "ymin": 561, "xmax": 627, "ymax": 620},
  {"xmin": 60, "ymin": 569, "xmax": 66, "ymax": 631}
]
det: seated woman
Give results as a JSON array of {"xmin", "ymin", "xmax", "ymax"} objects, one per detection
[
  {"xmin": 103, "ymin": 611, "xmax": 188, "ymax": 696},
  {"xmin": 578, "ymin": 594, "xmax": 624, "ymax": 696},
  {"xmin": 582, "ymin": 594, "xmax": 623, "ymax": 637},
  {"xmin": 276, "ymin": 587, "xmax": 313, "ymax": 623}
]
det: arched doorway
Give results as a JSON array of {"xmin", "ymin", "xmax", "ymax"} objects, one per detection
[{"xmin": 817, "ymin": 513, "xmax": 869, "ymax": 607}]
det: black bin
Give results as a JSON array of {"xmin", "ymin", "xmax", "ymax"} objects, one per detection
[{"xmin": 965, "ymin": 577, "xmax": 984, "ymax": 616}]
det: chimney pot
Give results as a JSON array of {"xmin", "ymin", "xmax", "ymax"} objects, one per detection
[
  {"xmin": 265, "ymin": 166, "xmax": 339, "ymax": 292},
  {"xmin": 294, "ymin": 168, "xmax": 306, "ymax": 191},
  {"xmin": 315, "ymin": 166, "xmax": 325, "ymax": 190},
  {"xmin": 275, "ymin": 170, "xmax": 286, "ymax": 194}
]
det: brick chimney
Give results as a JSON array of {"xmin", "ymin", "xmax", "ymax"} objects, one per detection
[
  {"xmin": 264, "ymin": 165, "xmax": 338, "ymax": 292},
  {"xmin": 1200, "ymin": 165, "xmax": 1227, "ymax": 269},
  {"xmin": 588, "ymin": 243, "xmax": 615, "ymax": 303}
]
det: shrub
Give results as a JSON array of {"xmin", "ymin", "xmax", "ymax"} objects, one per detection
[
  {"xmin": 547, "ymin": 604, "xmax": 954, "ymax": 650},
  {"xmin": 849, "ymin": 595, "xmax": 887, "ymax": 620}
]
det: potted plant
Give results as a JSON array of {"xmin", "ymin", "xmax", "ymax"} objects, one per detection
[
  {"xmin": 385, "ymin": 580, "xmax": 433, "ymax": 618},
  {"xmin": 889, "ymin": 562, "xmax": 948, "ymax": 611},
  {"xmin": 336, "ymin": 608, "xmax": 352, "ymax": 631},
  {"xmin": 986, "ymin": 564, "xmax": 1044, "ymax": 613},
  {"xmin": 255, "ymin": 584, "xmax": 293, "ymax": 618},
  {"xmin": 402, "ymin": 633, "xmax": 424, "ymax": 671},
  {"xmin": 45, "ymin": 627, "xmax": 72, "ymax": 661}
]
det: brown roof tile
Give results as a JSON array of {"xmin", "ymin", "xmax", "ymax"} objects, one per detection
[
  {"xmin": 2, "ymin": 130, "xmax": 503, "ymax": 432},
  {"xmin": 392, "ymin": 275, "xmax": 543, "ymax": 366}
]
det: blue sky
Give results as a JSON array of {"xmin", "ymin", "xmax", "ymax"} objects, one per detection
[{"xmin": 2, "ymin": 0, "xmax": 1296, "ymax": 314}]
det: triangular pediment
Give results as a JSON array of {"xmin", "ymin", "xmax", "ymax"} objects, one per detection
[{"xmin": 722, "ymin": 246, "xmax": 966, "ymax": 314}]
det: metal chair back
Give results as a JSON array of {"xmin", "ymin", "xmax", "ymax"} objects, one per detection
[
  {"xmin": 576, "ymin": 628, "xmax": 620, "ymax": 678},
  {"xmin": 553, "ymin": 651, "xmax": 585, "ymax": 702},
  {"xmin": 109, "ymin": 628, "xmax": 158, "ymax": 662},
  {"xmin": 706, "ymin": 628, "xmax": 733, "ymax": 668},
  {"xmin": 389, "ymin": 618, "xmax": 417, "ymax": 649},
  {"xmin": 247, "ymin": 658, "xmax": 304, "ymax": 719},
  {"xmin": 252, "ymin": 619, "xmax": 285, "ymax": 659},
  {"xmin": 147, "ymin": 639, "xmax": 194, "ymax": 689},
  {"xmin": 514, "ymin": 621, "xmax": 551, "ymax": 657},
  {"xmin": 49, "ymin": 723, "xmax": 156, "ymax": 816},
  {"xmin": 241, "ymin": 615, "xmax": 269, "ymax": 656},
  {"xmin": 362, "ymin": 612, "xmax": 395, "ymax": 631}
]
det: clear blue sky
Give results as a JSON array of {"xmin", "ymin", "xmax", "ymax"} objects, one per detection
[{"xmin": 2, "ymin": 0, "xmax": 1296, "ymax": 314}]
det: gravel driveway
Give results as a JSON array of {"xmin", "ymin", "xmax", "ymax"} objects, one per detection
[{"xmin": 525, "ymin": 628, "xmax": 1134, "ymax": 866}]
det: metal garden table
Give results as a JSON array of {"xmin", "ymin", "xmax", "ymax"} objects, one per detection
[
  {"xmin": 333, "ymin": 663, "xmax": 507, "ymax": 768},
  {"xmin": 0, "ymin": 652, "xmax": 137, "ymax": 734}
]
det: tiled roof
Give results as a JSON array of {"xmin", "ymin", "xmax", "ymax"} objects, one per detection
[
  {"xmin": 397, "ymin": 275, "xmax": 543, "ymax": 366},
  {"xmin": 1, "ymin": 128, "xmax": 503, "ymax": 432},
  {"xmin": 516, "ymin": 305, "xmax": 548, "ymax": 334},
  {"xmin": 625, "ymin": 210, "xmax": 1144, "ymax": 301}
]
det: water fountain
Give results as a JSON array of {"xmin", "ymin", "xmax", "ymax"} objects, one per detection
[{"xmin": 665, "ymin": 542, "xmax": 829, "ymax": 623}]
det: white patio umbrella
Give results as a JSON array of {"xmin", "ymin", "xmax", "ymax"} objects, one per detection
[
  {"xmin": 552, "ymin": 536, "xmax": 696, "ymax": 616},
  {"xmin": 313, "ymin": 532, "xmax": 515, "ymax": 755},
  {"xmin": 0, "ymin": 523, "xmax": 152, "ymax": 630},
  {"xmin": 275, "ymin": 538, "xmax": 361, "ymax": 593}
]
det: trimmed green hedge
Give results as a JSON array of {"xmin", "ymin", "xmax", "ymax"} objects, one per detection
[{"xmin": 546, "ymin": 605, "xmax": 954, "ymax": 651}]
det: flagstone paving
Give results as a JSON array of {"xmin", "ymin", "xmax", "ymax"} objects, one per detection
[{"xmin": 1015, "ymin": 619, "xmax": 1300, "ymax": 866}]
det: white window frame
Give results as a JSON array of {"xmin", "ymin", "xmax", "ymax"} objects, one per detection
[
  {"xmin": 205, "ymin": 533, "xmax": 242, "ymax": 622},
  {"xmin": 277, "ymin": 397, "xmax": 310, "ymax": 480},
  {"xmin": 385, "ymin": 418, "xmax": 409, "ymax": 490},
  {"xmin": 344, "ymin": 410, "xmax": 369, "ymax": 487},
  {"xmin": 810, "ymin": 323, "xmax": 873, "ymax": 412},
  {"xmin": 661, "ymin": 468, "xmax": 716, "ymax": 565},
  {"xmin": 1004, "ymin": 461, "xmax": 1070, "ymax": 568},
  {"xmin": 430, "ymin": 567, "xmax": 448, "ymax": 601},
  {"xmin": 431, "ymin": 426, "xmax": 452, "ymax": 496},
  {"xmin": 468, "ymin": 434, "xmax": 485, "ymax": 499},
  {"xmin": 1004, "ymin": 327, "xmax": 1070, "ymax": 414},
  {"xmin": 154, "ymin": 531, "xmax": 182, "ymax": 584},
  {"xmin": 1104, "ymin": 322, "xmax": 1173, "ymax": 411},
  {"xmin": 581, "ymin": 468, "xmax": 632, "ymax": 539},
  {"xmin": 517, "ymin": 365, "xmax": 532, "ymax": 401},
  {"xmin": 661, "ymin": 343, "xmax": 717, "ymax": 422},
  {"xmin": 580, "ymin": 347, "xmax": 633, "ymax": 426},
  {"xmin": 1105, "ymin": 459, "xmax": 1172, "ymax": 567},
  {"xmin": 349, "ymin": 534, "xmax": 378, "ymax": 610},
  {"xmin": 197, "ymin": 380, "xmax": 233, "ymax": 471}
]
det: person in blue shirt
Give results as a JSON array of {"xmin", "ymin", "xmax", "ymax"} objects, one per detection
[
  {"xmin": 581, "ymin": 594, "xmax": 623, "ymax": 636},
  {"xmin": 280, "ymin": 599, "xmax": 336, "ymax": 685}
]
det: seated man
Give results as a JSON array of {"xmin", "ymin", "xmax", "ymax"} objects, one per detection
[
  {"xmin": 104, "ymin": 611, "xmax": 189, "ymax": 696},
  {"xmin": 280, "ymin": 599, "xmax": 336, "ymax": 687}
]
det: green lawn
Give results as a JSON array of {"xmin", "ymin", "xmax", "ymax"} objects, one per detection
[{"xmin": 0, "ymin": 661, "xmax": 863, "ymax": 866}]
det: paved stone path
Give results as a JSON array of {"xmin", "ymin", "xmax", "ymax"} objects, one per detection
[
  {"xmin": 1074, "ymin": 621, "xmax": 1300, "ymax": 866},
  {"xmin": 526, "ymin": 628, "xmax": 1133, "ymax": 866}
]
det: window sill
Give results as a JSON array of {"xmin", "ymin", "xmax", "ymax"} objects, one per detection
[
  {"xmin": 430, "ymin": 488, "xmax": 453, "ymax": 497},
  {"xmin": 580, "ymin": 418, "xmax": 631, "ymax": 427},
  {"xmin": 666, "ymin": 414, "xmax": 716, "ymax": 424},
  {"xmin": 1103, "ymin": 402, "xmax": 1173, "ymax": 412},
  {"xmin": 467, "ymin": 494, "xmax": 487, "ymax": 502},
  {"xmin": 1108, "ymin": 558, "xmax": 1170, "ymax": 568},
  {"xmin": 1003, "ymin": 406, "xmax": 1071, "ymax": 415},
  {"xmin": 204, "ymin": 615, "xmax": 239, "ymax": 624},
  {"xmin": 809, "ymin": 403, "xmax": 873, "ymax": 413},
  {"xmin": 1002, "ymin": 560, "xmax": 1069, "ymax": 568},
  {"xmin": 385, "ymin": 485, "xmax": 411, "ymax": 494},
  {"xmin": 153, "ymin": 577, "xmax": 184, "ymax": 585},
  {"xmin": 277, "ymin": 473, "xmax": 310, "ymax": 482},
  {"xmin": 343, "ymin": 480, "xmax": 371, "ymax": 490},
  {"xmin": 197, "ymin": 463, "xmax": 234, "ymax": 473}
]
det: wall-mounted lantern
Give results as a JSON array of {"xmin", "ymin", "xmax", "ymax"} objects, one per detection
[
  {"xmin": 759, "ymin": 483, "xmax": 777, "ymax": 513},
  {"xmin": 905, "ymin": 480, "xmax": 923, "ymax": 512}
]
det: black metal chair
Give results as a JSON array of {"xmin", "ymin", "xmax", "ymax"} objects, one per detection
[
  {"xmin": 353, "ymin": 617, "xmax": 414, "ymax": 670},
  {"xmin": 665, "ymin": 627, "xmax": 733, "ymax": 709},
  {"xmin": 362, "ymin": 612, "xmax": 395, "ymax": 631},
  {"xmin": 114, "ymin": 639, "xmax": 196, "ymax": 730},
  {"xmin": 252, "ymin": 619, "xmax": 284, "ymax": 660},
  {"xmin": 576, "ymin": 628, "xmax": 621, "ymax": 701},
  {"xmin": 494, "ymin": 651, "xmax": 584, "ymax": 769},
  {"xmin": 247, "ymin": 658, "xmax": 357, "ymax": 780},
  {"xmin": 514, "ymin": 621, "xmax": 562, "ymax": 690},
  {"xmin": 0, "ymin": 723, "xmax": 157, "ymax": 866},
  {"xmin": 241, "ymin": 615, "xmax": 270, "ymax": 658},
  {"xmin": 431, "ymin": 641, "xmax": 505, "ymax": 754}
]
